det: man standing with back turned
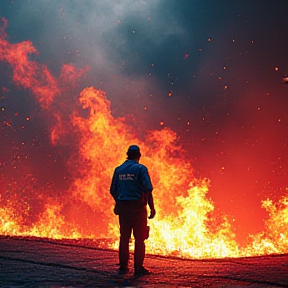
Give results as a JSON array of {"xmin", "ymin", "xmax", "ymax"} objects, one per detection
[{"xmin": 110, "ymin": 145, "xmax": 156, "ymax": 276}]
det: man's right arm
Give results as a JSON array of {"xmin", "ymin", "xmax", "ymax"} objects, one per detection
[
  {"xmin": 140, "ymin": 165, "xmax": 156, "ymax": 219},
  {"xmin": 147, "ymin": 192, "xmax": 156, "ymax": 219},
  {"xmin": 141, "ymin": 166, "xmax": 153, "ymax": 193}
]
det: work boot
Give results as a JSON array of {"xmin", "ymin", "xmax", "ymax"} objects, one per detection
[
  {"xmin": 118, "ymin": 266, "xmax": 129, "ymax": 275},
  {"xmin": 134, "ymin": 266, "xmax": 151, "ymax": 276}
]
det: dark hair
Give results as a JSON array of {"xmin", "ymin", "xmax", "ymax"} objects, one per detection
[
  {"xmin": 127, "ymin": 150, "xmax": 141, "ymax": 160},
  {"xmin": 126, "ymin": 145, "xmax": 141, "ymax": 160}
]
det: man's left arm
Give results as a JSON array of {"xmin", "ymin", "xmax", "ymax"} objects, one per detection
[{"xmin": 110, "ymin": 170, "xmax": 119, "ymax": 201}]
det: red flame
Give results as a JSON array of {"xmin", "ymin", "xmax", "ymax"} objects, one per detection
[{"xmin": 0, "ymin": 19, "xmax": 287, "ymax": 258}]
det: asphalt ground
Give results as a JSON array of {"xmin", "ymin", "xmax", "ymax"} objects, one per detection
[{"xmin": 0, "ymin": 236, "xmax": 287, "ymax": 287}]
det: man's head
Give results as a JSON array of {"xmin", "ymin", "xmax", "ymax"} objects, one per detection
[{"xmin": 127, "ymin": 145, "xmax": 141, "ymax": 160}]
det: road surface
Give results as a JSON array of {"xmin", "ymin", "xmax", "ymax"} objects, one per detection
[{"xmin": 0, "ymin": 236, "xmax": 287, "ymax": 287}]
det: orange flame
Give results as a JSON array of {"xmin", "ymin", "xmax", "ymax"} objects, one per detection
[{"xmin": 0, "ymin": 19, "xmax": 287, "ymax": 258}]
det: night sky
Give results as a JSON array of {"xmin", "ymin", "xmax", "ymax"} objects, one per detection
[{"xmin": 1, "ymin": 0, "xmax": 288, "ymax": 244}]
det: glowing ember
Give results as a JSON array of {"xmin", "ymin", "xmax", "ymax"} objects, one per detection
[{"xmin": 0, "ymin": 19, "xmax": 288, "ymax": 259}]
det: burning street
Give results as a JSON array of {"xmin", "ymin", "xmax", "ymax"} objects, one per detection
[{"xmin": 1, "ymin": 1, "xmax": 288, "ymax": 286}]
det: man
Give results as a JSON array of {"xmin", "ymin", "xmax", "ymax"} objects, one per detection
[{"xmin": 110, "ymin": 145, "xmax": 156, "ymax": 276}]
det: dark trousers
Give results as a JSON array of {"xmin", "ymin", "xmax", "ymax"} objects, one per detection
[{"xmin": 117, "ymin": 200, "xmax": 147, "ymax": 270}]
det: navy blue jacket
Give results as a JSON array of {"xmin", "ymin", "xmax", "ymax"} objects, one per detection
[{"xmin": 110, "ymin": 160, "xmax": 153, "ymax": 201}]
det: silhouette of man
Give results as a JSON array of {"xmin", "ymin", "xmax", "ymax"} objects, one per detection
[{"xmin": 110, "ymin": 145, "xmax": 156, "ymax": 276}]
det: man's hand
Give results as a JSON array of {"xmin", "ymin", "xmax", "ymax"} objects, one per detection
[{"xmin": 148, "ymin": 208, "xmax": 156, "ymax": 219}]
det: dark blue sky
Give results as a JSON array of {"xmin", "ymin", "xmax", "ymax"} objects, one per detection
[{"xmin": 1, "ymin": 0, "xmax": 288, "ymax": 243}]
